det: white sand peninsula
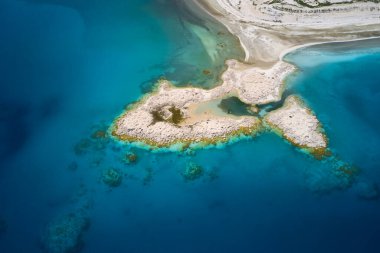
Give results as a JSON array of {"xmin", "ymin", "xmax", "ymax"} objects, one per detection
[
  {"xmin": 112, "ymin": 0, "xmax": 380, "ymax": 153},
  {"xmin": 112, "ymin": 60, "xmax": 293, "ymax": 148},
  {"xmin": 265, "ymin": 95, "xmax": 327, "ymax": 153}
]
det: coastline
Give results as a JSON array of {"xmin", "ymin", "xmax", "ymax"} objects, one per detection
[
  {"xmin": 190, "ymin": 0, "xmax": 380, "ymax": 64},
  {"xmin": 184, "ymin": 0, "xmax": 252, "ymax": 62},
  {"xmin": 111, "ymin": 0, "xmax": 380, "ymax": 155},
  {"xmin": 279, "ymin": 36, "xmax": 380, "ymax": 61},
  {"xmin": 185, "ymin": 0, "xmax": 252, "ymax": 62}
]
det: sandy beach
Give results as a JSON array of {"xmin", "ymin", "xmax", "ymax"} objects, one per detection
[
  {"xmin": 191, "ymin": 0, "xmax": 380, "ymax": 63},
  {"xmin": 112, "ymin": 0, "xmax": 380, "ymax": 153}
]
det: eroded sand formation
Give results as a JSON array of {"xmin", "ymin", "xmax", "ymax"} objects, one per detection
[
  {"xmin": 112, "ymin": 61, "xmax": 324, "ymax": 152},
  {"xmin": 264, "ymin": 95, "xmax": 327, "ymax": 150},
  {"xmin": 112, "ymin": 0, "xmax": 380, "ymax": 154}
]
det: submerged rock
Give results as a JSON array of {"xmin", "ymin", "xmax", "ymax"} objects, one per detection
[
  {"xmin": 73, "ymin": 124, "xmax": 111, "ymax": 156},
  {"xmin": 74, "ymin": 139, "xmax": 92, "ymax": 156},
  {"xmin": 91, "ymin": 130, "xmax": 107, "ymax": 139},
  {"xmin": 125, "ymin": 152, "xmax": 138, "ymax": 164},
  {"xmin": 202, "ymin": 69, "xmax": 211, "ymax": 75},
  {"xmin": 102, "ymin": 168, "xmax": 123, "ymax": 187},
  {"xmin": 305, "ymin": 159, "xmax": 359, "ymax": 194},
  {"xmin": 41, "ymin": 211, "xmax": 90, "ymax": 253},
  {"xmin": 182, "ymin": 163, "xmax": 204, "ymax": 181}
]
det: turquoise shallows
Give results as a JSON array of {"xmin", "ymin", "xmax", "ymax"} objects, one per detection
[{"xmin": 0, "ymin": 0, "xmax": 380, "ymax": 252}]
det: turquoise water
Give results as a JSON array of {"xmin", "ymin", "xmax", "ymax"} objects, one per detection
[
  {"xmin": 286, "ymin": 40, "xmax": 380, "ymax": 170},
  {"xmin": 1, "ymin": 0, "xmax": 380, "ymax": 252}
]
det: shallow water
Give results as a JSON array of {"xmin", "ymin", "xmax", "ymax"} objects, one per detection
[{"xmin": 1, "ymin": 0, "xmax": 380, "ymax": 252}]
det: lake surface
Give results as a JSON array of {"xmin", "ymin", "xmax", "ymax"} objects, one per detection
[{"xmin": 0, "ymin": 0, "xmax": 380, "ymax": 252}]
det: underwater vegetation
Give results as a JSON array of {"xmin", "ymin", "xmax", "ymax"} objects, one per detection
[
  {"xmin": 182, "ymin": 163, "xmax": 204, "ymax": 181},
  {"xmin": 102, "ymin": 168, "xmax": 123, "ymax": 187},
  {"xmin": 41, "ymin": 211, "xmax": 90, "ymax": 253},
  {"xmin": 91, "ymin": 130, "xmax": 107, "ymax": 139},
  {"xmin": 74, "ymin": 136, "xmax": 110, "ymax": 156},
  {"xmin": 304, "ymin": 157, "xmax": 359, "ymax": 194},
  {"xmin": 125, "ymin": 152, "xmax": 138, "ymax": 164},
  {"xmin": 71, "ymin": 120, "xmax": 364, "ymax": 198},
  {"xmin": 71, "ymin": 122, "xmax": 157, "ymax": 189},
  {"xmin": 202, "ymin": 69, "xmax": 211, "ymax": 75},
  {"xmin": 74, "ymin": 124, "xmax": 111, "ymax": 156}
]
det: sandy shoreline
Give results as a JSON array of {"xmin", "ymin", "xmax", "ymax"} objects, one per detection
[
  {"xmin": 111, "ymin": 0, "xmax": 380, "ymax": 154},
  {"xmin": 279, "ymin": 36, "xmax": 380, "ymax": 60},
  {"xmin": 190, "ymin": 0, "xmax": 380, "ymax": 64}
]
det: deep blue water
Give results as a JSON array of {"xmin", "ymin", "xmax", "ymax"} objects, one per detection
[{"xmin": 1, "ymin": 0, "xmax": 380, "ymax": 252}]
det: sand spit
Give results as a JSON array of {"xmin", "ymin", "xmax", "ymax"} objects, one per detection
[
  {"xmin": 194, "ymin": 0, "xmax": 380, "ymax": 63},
  {"xmin": 264, "ymin": 95, "xmax": 327, "ymax": 152},
  {"xmin": 112, "ymin": 0, "xmax": 380, "ymax": 152}
]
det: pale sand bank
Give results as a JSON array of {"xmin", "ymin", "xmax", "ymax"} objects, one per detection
[
  {"xmin": 264, "ymin": 95, "xmax": 327, "ymax": 151},
  {"xmin": 193, "ymin": 0, "xmax": 380, "ymax": 63},
  {"xmin": 112, "ymin": 59, "xmax": 323, "ymax": 151},
  {"xmin": 112, "ymin": 58, "xmax": 295, "ymax": 149},
  {"xmin": 221, "ymin": 60, "xmax": 295, "ymax": 104},
  {"xmin": 112, "ymin": 0, "xmax": 380, "ymax": 153},
  {"xmin": 112, "ymin": 80, "xmax": 261, "ymax": 149}
]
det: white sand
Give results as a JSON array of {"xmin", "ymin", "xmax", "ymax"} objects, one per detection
[
  {"xmin": 112, "ymin": 0, "xmax": 380, "ymax": 151},
  {"xmin": 194, "ymin": 0, "xmax": 380, "ymax": 62},
  {"xmin": 264, "ymin": 95, "xmax": 327, "ymax": 149},
  {"xmin": 113, "ymin": 80, "xmax": 261, "ymax": 148}
]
